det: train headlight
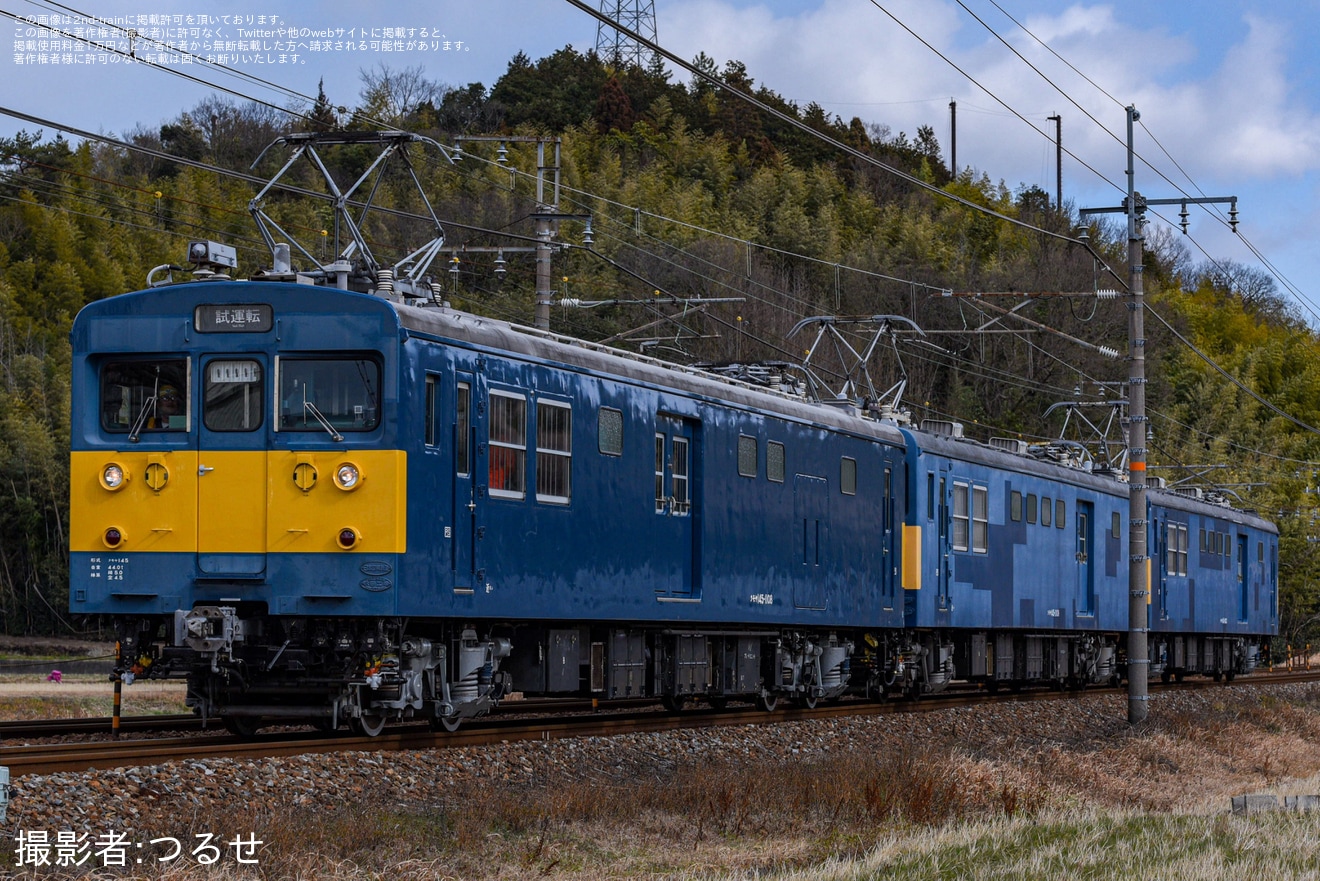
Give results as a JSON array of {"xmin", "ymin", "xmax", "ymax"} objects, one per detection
[
  {"xmin": 334, "ymin": 462, "xmax": 361, "ymax": 491},
  {"xmin": 100, "ymin": 463, "xmax": 127, "ymax": 491},
  {"xmin": 337, "ymin": 527, "xmax": 359, "ymax": 550},
  {"xmin": 103, "ymin": 527, "xmax": 125, "ymax": 548}
]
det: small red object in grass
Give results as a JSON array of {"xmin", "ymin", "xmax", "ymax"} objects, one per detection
[{"xmin": 46, "ymin": 670, "xmax": 62, "ymax": 683}]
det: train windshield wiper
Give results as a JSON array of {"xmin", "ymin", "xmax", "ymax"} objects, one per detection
[
  {"xmin": 303, "ymin": 400, "xmax": 343, "ymax": 442},
  {"xmin": 128, "ymin": 378, "xmax": 159, "ymax": 443}
]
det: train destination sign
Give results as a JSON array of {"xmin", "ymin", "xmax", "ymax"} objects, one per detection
[{"xmin": 194, "ymin": 304, "xmax": 274, "ymax": 333}]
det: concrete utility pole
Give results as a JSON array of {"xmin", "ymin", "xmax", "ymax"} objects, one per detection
[
  {"xmin": 949, "ymin": 99, "xmax": 957, "ymax": 174},
  {"xmin": 1080, "ymin": 106, "xmax": 1238, "ymax": 725},
  {"xmin": 1047, "ymin": 114, "xmax": 1062, "ymax": 210}
]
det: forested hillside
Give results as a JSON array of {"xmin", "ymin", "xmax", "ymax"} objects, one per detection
[{"xmin": 2, "ymin": 47, "xmax": 1319, "ymax": 643}]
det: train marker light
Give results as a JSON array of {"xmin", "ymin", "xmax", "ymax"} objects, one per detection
[
  {"xmin": 104, "ymin": 527, "xmax": 124, "ymax": 548},
  {"xmin": 337, "ymin": 528, "xmax": 359, "ymax": 549},
  {"xmin": 334, "ymin": 462, "xmax": 361, "ymax": 490},
  {"xmin": 101, "ymin": 463, "xmax": 127, "ymax": 490}
]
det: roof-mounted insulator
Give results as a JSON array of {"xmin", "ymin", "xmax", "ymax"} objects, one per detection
[{"xmin": 375, "ymin": 268, "xmax": 394, "ymax": 295}]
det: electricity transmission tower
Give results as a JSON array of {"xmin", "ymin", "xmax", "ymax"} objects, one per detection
[{"xmin": 595, "ymin": 0, "xmax": 658, "ymax": 68}]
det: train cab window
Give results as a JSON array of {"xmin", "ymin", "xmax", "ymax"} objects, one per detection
[
  {"xmin": 952, "ymin": 482, "xmax": 970, "ymax": 552},
  {"xmin": 598, "ymin": 407, "xmax": 623, "ymax": 456},
  {"xmin": 488, "ymin": 391, "xmax": 527, "ymax": 499},
  {"xmin": 738, "ymin": 436, "xmax": 757, "ymax": 478},
  {"xmin": 278, "ymin": 357, "xmax": 379, "ymax": 433},
  {"xmin": 767, "ymin": 441, "xmax": 785, "ymax": 483},
  {"xmin": 424, "ymin": 376, "xmax": 438, "ymax": 447},
  {"xmin": 841, "ymin": 457, "xmax": 857, "ymax": 495},
  {"xmin": 1011, "ymin": 491, "xmax": 1022, "ymax": 522},
  {"xmin": 100, "ymin": 359, "xmax": 189, "ymax": 433},
  {"xmin": 1199, "ymin": 527, "xmax": 1206, "ymax": 553},
  {"xmin": 1026, "ymin": 493, "xmax": 1038, "ymax": 525},
  {"xmin": 1179, "ymin": 525, "xmax": 1189, "ymax": 575},
  {"xmin": 203, "ymin": 359, "xmax": 263, "ymax": 432},
  {"xmin": 1166, "ymin": 524, "xmax": 1177, "ymax": 573},
  {"xmin": 1112, "ymin": 512, "xmax": 1121, "ymax": 540},
  {"xmin": 1041, "ymin": 497, "xmax": 1052, "ymax": 527},
  {"xmin": 1055, "ymin": 499, "xmax": 1065, "ymax": 528},
  {"xmin": 456, "ymin": 382, "xmax": 471, "ymax": 476},
  {"xmin": 535, "ymin": 400, "xmax": 572, "ymax": 504},
  {"xmin": 972, "ymin": 485, "xmax": 988, "ymax": 553},
  {"xmin": 927, "ymin": 473, "xmax": 935, "ymax": 520}
]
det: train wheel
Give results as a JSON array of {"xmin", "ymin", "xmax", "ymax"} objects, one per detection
[
  {"xmin": 350, "ymin": 713, "xmax": 387, "ymax": 737},
  {"xmin": 801, "ymin": 692, "xmax": 819, "ymax": 710},
  {"xmin": 708, "ymin": 696, "xmax": 729, "ymax": 711},
  {"xmin": 222, "ymin": 716, "xmax": 262, "ymax": 738},
  {"xmin": 661, "ymin": 694, "xmax": 687, "ymax": 713},
  {"xmin": 429, "ymin": 715, "xmax": 462, "ymax": 733},
  {"xmin": 311, "ymin": 717, "xmax": 338, "ymax": 734},
  {"xmin": 755, "ymin": 692, "xmax": 778, "ymax": 713}
]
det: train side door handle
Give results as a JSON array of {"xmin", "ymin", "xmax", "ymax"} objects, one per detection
[{"xmin": 198, "ymin": 465, "xmax": 214, "ymax": 475}]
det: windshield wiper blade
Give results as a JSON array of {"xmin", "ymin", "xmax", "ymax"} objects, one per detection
[{"xmin": 304, "ymin": 400, "xmax": 343, "ymax": 442}]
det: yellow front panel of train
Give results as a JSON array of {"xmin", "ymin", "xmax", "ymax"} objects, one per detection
[
  {"xmin": 70, "ymin": 450, "xmax": 198, "ymax": 553},
  {"xmin": 267, "ymin": 449, "xmax": 407, "ymax": 554}
]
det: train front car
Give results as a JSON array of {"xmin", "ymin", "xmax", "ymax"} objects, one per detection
[
  {"xmin": 1146, "ymin": 487, "xmax": 1278, "ymax": 680},
  {"xmin": 69, "ymin": 279, "xmax": 442, "ymax": 736}
]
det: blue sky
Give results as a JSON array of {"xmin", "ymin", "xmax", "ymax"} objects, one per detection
[{"xmin": 5, "ymin": 1, "xmax": 1320, "ymax": 314}]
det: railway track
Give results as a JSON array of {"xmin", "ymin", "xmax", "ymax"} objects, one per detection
[{"xmin": 7, "ymin": 670, "xmax": 1319, "ymax": 778}]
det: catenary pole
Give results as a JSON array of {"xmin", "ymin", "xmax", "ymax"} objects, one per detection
[{"xmin": 1080, "ymin": 106, "xmax": 1239, "ymax": 724}]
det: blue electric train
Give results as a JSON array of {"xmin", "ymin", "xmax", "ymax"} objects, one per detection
[{"xmin": 69, "ymin": 250, "xmax": 1278, "ymax": 735}]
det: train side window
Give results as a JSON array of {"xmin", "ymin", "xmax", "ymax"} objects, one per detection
[
  {"xmin": 972, "ymin": 485, "xmax": 988, "ymax": 553},
  {"xmin": 952, "ymin": 482, "xmax": 970, "ymax": 552},
  {"xmin": 655, "ymin": 434, "xmax": 666, "ymax": 512},
  {"xmin": 738, "ymin": 435, "xmax": 757, "ymax": 478},
  {"xmin": 536, "ymin": 400, "xmax": 572, "ymax": 504},
  {"xmin": 1258, "ymin": 540, "xmax": 1264, "ymax": 563},
  {"xmin": 598, "ymin": 407, "xmax": 623, "ymax": 456},
  {"xmin": 1010, "ymin": 491, "xmax": 1022, "ymax": 522},
  {"xmin": 1112, "ymin": 511, "xmax": 1121, "ymax": 539},
  {"xmin": 767, "ymin": 441, "xmax": 785, "ymax": 483},
  {"xmin": 488, "ymin": 391, "xmax": 527, "ymax": 500},
  {"xmin": 424, "ymin": 375, "xmax": 438, "ymax": 447},
  {"xmin": 841, "ymin": 457, "xmax": 857, "ymax": 495},
  {"xmin": 456, "ymin": 382, "xmax": 471, "ymax": 476},
  {"xmin": 1166, "ymin": 524, "xmax": 1177, "ymax": 574},
  {"xmin": 927, "ymin": 473, "xmax": 935, "ymax": 520},
  {"xmin": 1178, "ymin": 525, "xmax": 1189, "ymax": 576},
  {"xmin": 1199, "ymin": 527, "xmax": 1206, "ymax": 553},
  {"xmin": 671, "ymin": 437, "xmax": 691, "ymax": 514},
  {"xmin": 204, "ymin": 359, "xmax": 262, "ymax": 432},
  {"xmin": 1055, "ymin": 499, "xmax": 1065, "ymax": 529},
  {"xmin": 1026, "ymin": 493, "xmax": 1038, "ymax": 525},
  {"xmin": 101, "ymin": 358, "xmax": 190, "ymax": 433},
  {"xmin": 1041, "ymin": 497, "xmax": 1052, "ymax": 527}
]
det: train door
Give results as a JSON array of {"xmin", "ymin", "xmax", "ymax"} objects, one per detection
[
  {"xmin": 937, "ymin": 467, "xmax": 951, "ymax": 608},
  {"xmin": 881, "ymin": 463, "xmax": 896, "ymax": 609},
  {"xmin": 654, "ymin": 415, "xmax": 699, "ymax": 599},
  {"xmin": 197, "ymin": 355, "xmax": 267, "ymax": 577},
  {"xmin": 1075, "ymin": 501, "xmax": 1094, "ymax": 617},
  {"xmin": 451, "ymin": 372, "xmax": 477, "ymax": 592},
  {"xmin": 1237, "ymin": 534, "xmax": 1248, "ymax": 622},
  {"xmin": 793, "ymin": 474, "xmax": 828, "ymax": 610}
]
